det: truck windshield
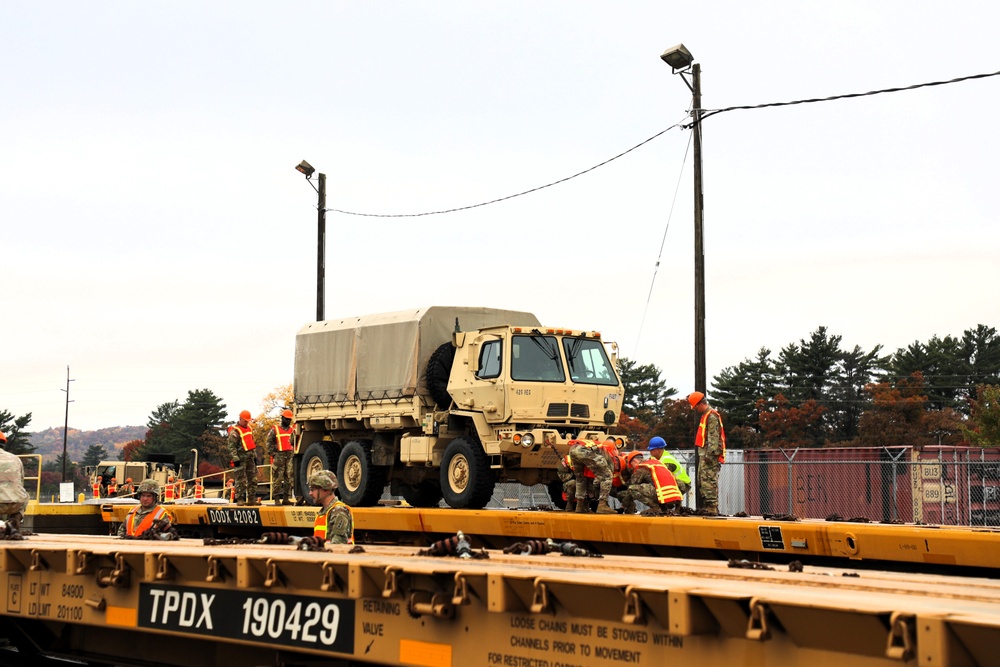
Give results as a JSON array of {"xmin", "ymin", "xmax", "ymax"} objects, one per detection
[
  {"xmin": 511, "ymin": 334, "xmax": 565, "ymax": 382},
  {"xmin": 563, "ymin": 337, "xmax": 619, "ymax": 386}
]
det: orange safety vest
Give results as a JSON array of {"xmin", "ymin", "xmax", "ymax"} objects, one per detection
[
  {"xmin": 164, "ymin": 483, "xmax": 175, "ymax": 501},
  {"xmin": 92, "ymin": 482, "xmax": 102, "ymax": 498},
  {"xmin": 695, "ymin": 409, "xmax": 727, "ymax": 463},
  {"xmin": 194, "ymin": 480, "xmax": 204, "ymax": 499},
  {"xmin": 230, "ymin": 424, "xmax": 257, "ymax": 451},
  {"xmin": 123, "ymin": 505, "xmax": 170, "ymax": 537},
  {"xmin": 273, "ymin": 424, "xmax": 294, "ymax": 452},
  {"xmin": 107, "ymin": 482, "xmax": 117, "ymax": 495},
  {"xmin": 314, "ymin": 502, "xmax": 354, "ymax": 544},
  {"xmin": 636, "ymin": 459, "xmax": 683, "ymax": 504}
]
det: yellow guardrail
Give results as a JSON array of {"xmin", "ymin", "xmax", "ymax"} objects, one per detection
[{"xmin": 17, "ymin": 454, "xmax": 43, "ymax": 501}]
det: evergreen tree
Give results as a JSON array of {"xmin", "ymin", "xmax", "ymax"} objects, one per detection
[
  {"xmin": 81, "ymin": 444, "xmax": 109, "ymax": 468},
  {"xmin": 138, "ymin": 390, "xmax": 228, "ymax": 469},
  {"xmin": 0, "ymin": 409, "xmax": 35, "ymax": 455},
  {"xmin": 961, "ymin": 325, "xmax": 1000, "ymax": 395},
  {"xmin": 886, "ymin": 335, "xmax": 967, "ymax": 411},
  {"xmin": 617, "ymin": 357, "xmax": 674, "ymax": 423},
  {"xmin": 713, "ymin": 347, "xmax": 778, "ymax": 442},
  {"xmin": 828, "ymin": 344, "xmax": 884, "ymax": 441}
]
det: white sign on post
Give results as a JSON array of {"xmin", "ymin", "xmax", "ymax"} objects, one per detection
[{"xmin": 59, "ymin": 482, "xmax": 75, "ymax": 503}]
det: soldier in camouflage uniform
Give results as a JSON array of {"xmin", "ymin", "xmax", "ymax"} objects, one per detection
[
  {"xmin": 568, "ymin": 439, "xmax": 615, "ymax": 514},
  {"xmin": 265, "ymin": 409, "xmax": 296, "ymax": 505},
  {"xmin": 0, "ymin": 433, "xmax": 29, "ymax": 535},
  {"xmin": 554, "ymin": 451, "xmax": 577, "ymax": 512},
  {"xmin": 118, "ymin": 480, "xmax": 174, "ymax": 538},
  {"xmin": 688, "ymin": 392, "xmax": 727, "ymax": 515},
  {"xmin": 647, "ymin": 436, "xmax": 692, "ymax": 496},
  {"xmin": 619, "ymin": 454, "xmax": 682, "ymax": 515},
  {"xmin": 227, "ymin": 410, "xmax": 260, "ymax": 506},
  {"xmin": 308, "ymin": 470, "xmax": 353, "ymax": 544}
]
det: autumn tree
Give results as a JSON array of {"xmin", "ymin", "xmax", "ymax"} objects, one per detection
[
  {"xmin": 250, "ymin": 384, "xmax": 294, "ymax": 447},
  {"xmin": 855, "ymin": 373, "xmax": 932, "ymax": 448},
  {"xmin": 756, "ymin": 394, "xmax": 827, "ymax": 449},
  {"xmin": 122, "ymin": 439, "xmax": 143, "ymax": 462},
  {"xmin": 713, "ymin": 348, "xmax": 778, "ymax": 448},
  {"xmin": 962, "ymin": 384, "xmax": 1000, "ymax": 447},
  {"xmin": 650, "ymin": 399, "xmax": 696, "ymax": 450}
]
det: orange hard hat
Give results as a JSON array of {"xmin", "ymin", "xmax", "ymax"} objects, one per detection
[
  {"xmin": 125, "ymin": 478, "xmax": 132, "ymax": 483},
  {"xmin": 687, "ymin": 391, "xmax": 705, "ymax": 408},
  {"xmin": 239, "ymin": 410, "xmax": 252, "ymax": 421},
  {"xmin": 0, "ymin": 432, "xmax": 6, "ymax": 443},
  {"xmin": 281, "ymin": 409, "xmax": 293, "ymax": 419},
  {"xmin": 625, "ymin": 451, "xmax": 643, "ymax": 468}
]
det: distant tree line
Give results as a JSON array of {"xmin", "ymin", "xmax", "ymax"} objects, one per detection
[{"xmin": 617, "ymin": 324, "xmax": 1000, "ymax": 450}]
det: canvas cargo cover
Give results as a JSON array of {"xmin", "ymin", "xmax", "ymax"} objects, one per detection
[{"xmin": 295, "ymin": 306, "xmax": 541, "ymax": 403}]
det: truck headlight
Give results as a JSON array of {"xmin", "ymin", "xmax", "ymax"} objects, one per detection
[{"xmin": 521, "ymin": 433, "xmax": 534, "ymax": 448}]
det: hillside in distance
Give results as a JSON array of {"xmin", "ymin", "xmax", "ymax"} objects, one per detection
[{"xmin": 28, "ymin": 425, "xmax": 147, "ymax": 463}]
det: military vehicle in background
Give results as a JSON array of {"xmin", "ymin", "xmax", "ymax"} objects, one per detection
[
  {"xmin": 86, "ymin": 453, "xmax": 179, "ymax": 497},
  {"xmin": 292, "ymin": 306, "xmax": 624, "ymax": 509}
]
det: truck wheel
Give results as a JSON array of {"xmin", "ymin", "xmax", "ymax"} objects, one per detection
[
  {"xmin": 440, "ymin": 437, "xmax": 494, "ymax": 509},
  {"xmin": 299, "ymin": 442, "xmax": 334, "ymax": 496},
  {"xmin": 425, "ymin": 343, "xmax": 455, "ymax": 409},
  {"xmin": 338, "ymin": 441, "xmax": 387, "ymax": 507},
  {"xmin": 401, "ymin": 480, "xmax": 443, "ymax": 508}
]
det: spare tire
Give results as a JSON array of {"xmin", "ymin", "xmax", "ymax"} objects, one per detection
[{"xmin": 425, "ymin": 342, "xmax": 456, "ymax": 409}]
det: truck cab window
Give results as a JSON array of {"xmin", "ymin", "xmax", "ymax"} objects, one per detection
[
  {"xmin": 511, "ymin": 335, "xmax": 565, "ymax": 382},
  {"xmin": 477, "ymin": 339, "xmax": 502, "ymax": 379},
  {"xmin": 563, "ymin": 337, "xmax": 619, "ymax": 386}
]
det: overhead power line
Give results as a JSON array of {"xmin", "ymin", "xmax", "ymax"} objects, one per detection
[
  {"xmin": 698, "ymin": 69, "xmax": 1000, "ymax": 123},
  {"xmin": 327, "ymin": 123, "xmax": 683, "ymax": 218},
  {"xmin": 327, "ymin": 68, "xmax": 1000, "ymax": 219}
]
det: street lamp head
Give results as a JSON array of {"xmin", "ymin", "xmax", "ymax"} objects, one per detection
[
  {"xmin": 295, "ymin": 160, "xmax": 316, "ymax": 177},
  {"xmin": 660, "ymin": 43, "xmax": 694, "ymax": 71}
]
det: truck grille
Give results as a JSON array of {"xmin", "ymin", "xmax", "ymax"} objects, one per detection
[{"xmin": 547, "ymin": 403, "xmax": 591, "ymax": 419}]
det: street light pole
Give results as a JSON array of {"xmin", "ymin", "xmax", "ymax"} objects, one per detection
[
  {"xmin": 316, "ymin": 172, "xmax": 326, "ymax": 322},
  {"xmin": 660, "ymin": 44, "xmax": 707, "ymax": 395},
  {"xmin": 295, "ymin": 160, "xmax": 326, "ymax": 322},
  {"xmin": 691, "ymin": 63, "xmax": 706, "ymax": 395}
]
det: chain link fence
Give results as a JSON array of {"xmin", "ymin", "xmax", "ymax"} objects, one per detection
[{"xmin": 384, "ymin": 446, "xmax": 1000, "ymax": 527}]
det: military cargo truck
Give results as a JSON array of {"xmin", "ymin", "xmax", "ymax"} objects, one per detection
[
  {"xmin": 87, "ymin": 457, "xmax": 176, "ymax": 497},
  {"xmin": 293, "ymin": 306, "xmax": 624, "ymax": 509}
]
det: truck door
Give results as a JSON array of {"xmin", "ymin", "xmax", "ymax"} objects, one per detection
[{"xmin": 453, "ymin": 334, "xmax": 508, "ymax": 422}]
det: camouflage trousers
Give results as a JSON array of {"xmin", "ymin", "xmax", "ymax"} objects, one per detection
[
  {"xmin": 235, "ymin": 451, "xmax": 258, "ymax": 504},
  {"xmin": 272, "ymin": 450, "xmax": 294, "ymax": 499},
  {"xmin": 619, "ymin": 484, "xmax": 678, "ymax": 513},
  {"xmin": 698, "ymin": 447, "xmax": 722, "ymax": 508},
  {"xmin": 569, "ymin": 447, "xmax": 612, "ymax": 503},
  {"xmin": 556, "ymin": 458, "xmax": 576, "ymax": 503}
]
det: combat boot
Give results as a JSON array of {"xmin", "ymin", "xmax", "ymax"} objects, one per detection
[
  {"xmin": 695, "ymin": 504, "xmax": 718, "ymax": 516},
  {"xmin": 564, "ymin": 499, "xmax": 576, "ymax": 512},
  {"xmin": 596, "ymin": 499, "xmax": 615, "ymax": 514},
  {"xmin": 621, "ymin": 500, "xmax": 636, "ymax": 515},
  {"xmin": 575, "ymin": 499, "xmax": 589, "ymax": 514}
]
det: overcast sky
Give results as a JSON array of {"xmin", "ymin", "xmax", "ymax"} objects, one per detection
[{"xmin": 3, "ymin": 2, "xmax": 998, "ymax": 432}]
